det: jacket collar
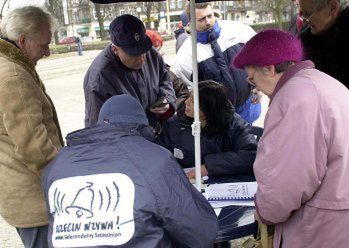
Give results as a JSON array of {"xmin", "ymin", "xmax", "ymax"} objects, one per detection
[
  {"xmin": 66, "ymin": 123, "xmax": 155, "ymax": 146},
  {"xmin": 269, "ymin": 60, "xmax": 315, "ymax": 104},
  {"xmin": 0, "ymin": 37, "xmax": 36, "ymax": 72},
  {"xmin": 176, "ymin": 102, "xmax": 193, "ymax": 127},
  {"xmin": 0, "ymin": 37, "xmax": 45, "ymax": 90},
  {"xmin": 197, "ymin": 21, "xmax": 221, "ymax": 44}
]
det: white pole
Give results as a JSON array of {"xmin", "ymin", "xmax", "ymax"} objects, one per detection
[
  {"xmin": 166, "ymin": 0, "xmax": 171, "ymax": 35},
  {"xmin": 189, "ymin": 0, "xmax": 201, "ymax": 191}
]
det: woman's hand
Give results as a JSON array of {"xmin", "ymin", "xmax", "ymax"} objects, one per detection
[
  {"xmin": 251, "ymin": 88, "xmax": 263, "ymax": 104},
  {"xmin": 186, "ymin": 165, "xmax": 208, "ymax": 179}
]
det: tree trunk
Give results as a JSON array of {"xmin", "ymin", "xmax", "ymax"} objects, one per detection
[
  {"xmin": 94, "ymin": 3, "xmax": 107, "ymax": 41},
  {"xmin": 146, "ymin": 12, "xmax": 151, "ymax": 29},
  {"xmin": 277, "ymin": 8, "xmax": 283, "ymax": 29}
]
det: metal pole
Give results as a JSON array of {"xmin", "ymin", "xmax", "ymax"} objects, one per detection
[
  {"xmin": 166, "ymin": 0, "xmax": 171, "ymax": 35},
  {"xmin": 189, "ymin": 0, "xmax": 202, "ymax": 191}
]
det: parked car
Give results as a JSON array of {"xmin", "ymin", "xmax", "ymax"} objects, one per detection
[{"xmin": 59, "ymin": 36, "xmax": 76, "ymax": 45}]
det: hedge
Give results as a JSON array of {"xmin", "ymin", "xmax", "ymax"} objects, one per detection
[
  {"xmin": 50, "ymin": 35, "xmax": 174, "ymax": 54},
  {"xmin": 251, "ymin": 22, "xmax": 290, "ymax": 31},
  {"xmin": 50, "ymin": 40, "xmax": 110, "ymax": 54}
]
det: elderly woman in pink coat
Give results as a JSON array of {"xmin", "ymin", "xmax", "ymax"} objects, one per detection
[{"xmin": 233, "ymin": 29, "xmax": 349, "ymax": 248}]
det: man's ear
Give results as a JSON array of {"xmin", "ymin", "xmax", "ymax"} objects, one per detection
[
  {"xmin": 111, "ymin": 44, "xmax": 119, "ymax": 55},
  {"xmin": 17, "ymin": 34, "xmax": 26, "ymax": 50},
  {"xmin": 329, "ymin": 0, "xmax": 340, "ymax": 16}
]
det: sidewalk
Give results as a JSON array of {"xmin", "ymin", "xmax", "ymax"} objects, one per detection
[{"xmin": 0, "ymin": 217, "xmax": 22, "ymax": 248}]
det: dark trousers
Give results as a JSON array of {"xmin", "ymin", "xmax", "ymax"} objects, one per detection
[
  {"xmin": 16, "ymin": 225, "xmax": 49, "ymax": 248},
  {"xmin": 214, "ymin": 241, "xmax": 231, "ymax": 248}
]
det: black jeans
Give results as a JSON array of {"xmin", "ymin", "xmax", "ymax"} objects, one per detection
[{"xmin": 16, "ymin": 225, "xmax": 49, "ymax": 248}]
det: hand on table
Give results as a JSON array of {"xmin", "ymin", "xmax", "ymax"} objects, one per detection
[{"xmin": 186, "ymin": 165, "xmax": 208, "ymax": 179}]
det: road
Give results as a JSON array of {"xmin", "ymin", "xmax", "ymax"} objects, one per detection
[{"xmin": 0, "ymin": 38, "xmax": 268, "ymax": 247}]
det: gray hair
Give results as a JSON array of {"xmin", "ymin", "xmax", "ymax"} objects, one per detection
[
  {"xmin": 314, "ymin": 0, "xmax": 348, "ymax": 9},
  {"xmin": 0, "ymin": 6, "xmax": 53, "ymax": 41}
]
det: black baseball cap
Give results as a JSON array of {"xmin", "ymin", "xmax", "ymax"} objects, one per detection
[{"xmin": 109, "ymin": 14, "xmax": 152, "ymax": 56}]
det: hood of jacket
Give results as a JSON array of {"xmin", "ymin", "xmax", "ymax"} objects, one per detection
[{"xmin": 66, "ymin": 123, "xmax": 155, "ymax": 147}]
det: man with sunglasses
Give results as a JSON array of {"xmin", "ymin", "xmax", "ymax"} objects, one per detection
[
  {"xmin": 173, "ymin": 3, "xmax": 261, "ymax": 124},
  {"xmin": 300, "ymin": 0, "xmax": 349, "ymax": 88}
]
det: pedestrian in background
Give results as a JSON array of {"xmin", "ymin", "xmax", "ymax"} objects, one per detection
[
  {"xmin": 75, "ymin": 36, "xmax": 83, "ymax": 56},
  {"xmin": 234, "ymin": 29, "xmax": 349, "ymax": 248},
  {"xmin": 0, "ymin": 6, "xmax": 64, "ymax": 248},
  {"xmin": 174, "ymin": 11, "xmax": 190, "ymax": 53}
]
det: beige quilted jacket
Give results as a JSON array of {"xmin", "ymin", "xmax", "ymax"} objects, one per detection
[{"xmin": 0, "ymin": 39, "xmax": 64, "ymax": 227}]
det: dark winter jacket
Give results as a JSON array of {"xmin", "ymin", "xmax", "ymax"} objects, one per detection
[
  {"xmin": 43, "ymin": 122, "xmax": 218, "ymax": 248},
  {"xmin": 300, "ymin": 7, "xmax": 349, "ymax": 88},
  {"xmin": 156, "ymin": 106, "xmax": 257, "ymax": 177},
  {"xmin": 84, "ymin": 44, "xmax": 176, "ymax": 127}
]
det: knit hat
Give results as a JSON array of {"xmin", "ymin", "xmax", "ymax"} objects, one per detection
[
  {"xmin": 233, "ymin": 29, "xmax": 303, "ymax": 69},
  {"xmin": 109, "ymin": 14, "xmax": 152, "ymax": 56},
  {"xmin": 180, "ymin": 11, "xmax": 189, "ymax": 27},
  {"xmin": 97, "ymin": 95, "xmax": 148, "ymax": 126}
]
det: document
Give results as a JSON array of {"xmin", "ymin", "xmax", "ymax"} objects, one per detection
[{"xmin": 205, "ymin": 182, "xmax": 257, "ymax": 201}]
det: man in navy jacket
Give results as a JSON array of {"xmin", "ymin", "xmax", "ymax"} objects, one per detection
[
  {"xmin": 43, "ymin": 95, "xmax": 218, "ymax": 248},
  {"xmin": 84, "ymin": 15, "xmax": 176, "ymax": 128}
]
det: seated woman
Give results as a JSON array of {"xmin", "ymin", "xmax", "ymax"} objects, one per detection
[{"xmin": 157, "ymin": 80, "xmax": 257, "ymax": 179}]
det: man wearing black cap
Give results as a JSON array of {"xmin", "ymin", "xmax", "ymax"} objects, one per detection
[{"xmin": 84, "ymin": 14, "xmax": 176, "ymax": 128}]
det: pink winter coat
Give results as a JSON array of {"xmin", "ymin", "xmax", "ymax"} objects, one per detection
[{"xmin": 254, "ymin": 61, "xmax": 349, "ymax": 248}]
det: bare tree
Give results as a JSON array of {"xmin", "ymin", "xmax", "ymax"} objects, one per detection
[
  {"xmin": 0, "ymin": 0, "xmax": 10, "ymax": 20},
  {"xmin": 260, "ymin": 0, "xmax": 290, "ymax": 28},
  {"xmin": 45, "ymin": 0, "xmax": 65, "ymax": 44},
  {"xmin": 94, "ymin": 3, "xmax": 107, "ymax": 40},
  {"xmin": 139, "ymin": 2, "xmax": 155, "ymax": 29}
]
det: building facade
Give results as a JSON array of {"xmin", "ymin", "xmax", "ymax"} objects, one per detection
[{"xmin": 59, "ymin": 0, "xmax": 291, "ymax": 41}]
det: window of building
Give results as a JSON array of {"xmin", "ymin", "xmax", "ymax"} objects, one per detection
[
  {"xmin": 74, "ymin": 12, "xmax": 80, "ymax": 22},
  {"xmin": 170, "ymin": 0, "xmax": 176, "ymax": 9},
  {"xmin": 178, "ymin": 0, "xmax": 182, "ymax": 8}
]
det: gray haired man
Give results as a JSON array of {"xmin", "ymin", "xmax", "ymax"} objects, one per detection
[
  {"xmin": 0, "ymin": 6, "xmax": 63, "ymax": 248},
  {"xmin": 299, "ymin": 0, "xmax": 349, "ymax": 88}
]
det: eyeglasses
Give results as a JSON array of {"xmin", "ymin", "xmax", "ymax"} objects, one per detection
[
  {"xmin": 246, "ymin": 70, "xmax": 257, "ymax": 87},
  {"xmin": 299, "ymin": 10, "xmax": 317, "ymax": 23}
]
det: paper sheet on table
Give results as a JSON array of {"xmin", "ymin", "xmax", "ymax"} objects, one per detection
[
  {"xmin": 214, "ymin": 208, "xmax": 222, "ymax": 216},
  {"xmin": 209, "ymin": 200, "xmax": 255, "ymax": 208}
]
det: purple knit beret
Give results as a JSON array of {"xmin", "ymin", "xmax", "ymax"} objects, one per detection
[{"xmin": 233, "ymin": 29, "xmax": 303, "ymax": 69}]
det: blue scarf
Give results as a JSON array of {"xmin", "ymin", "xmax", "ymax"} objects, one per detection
[{"xmin": 197, "ymin": 21, "xmax": 221, "ymax": 44}]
